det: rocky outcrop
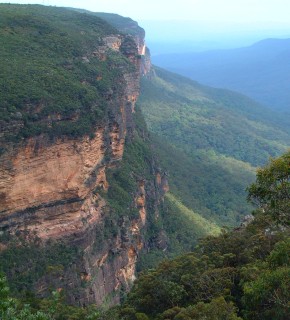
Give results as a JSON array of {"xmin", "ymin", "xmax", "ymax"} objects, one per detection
[
  {"xmin": 92, "ymin": 11, "xmax": 151, "ymax": 76},
  {"xmin": 141, "ymin": 47, "xmax": 152, "ymax": 76},
  {"xmin": 0, "ymin": 131, "xmax": 106, "ymax": 239}
]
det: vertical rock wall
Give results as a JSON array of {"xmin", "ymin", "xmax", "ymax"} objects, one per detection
[{"xmin": 0, "ymin": 23, "xmax": 162, "ymax": 306}]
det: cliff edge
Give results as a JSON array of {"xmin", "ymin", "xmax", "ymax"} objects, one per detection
[{"xmin": 0, "ymin": 4, "xmax": 162, "ymax": 306}]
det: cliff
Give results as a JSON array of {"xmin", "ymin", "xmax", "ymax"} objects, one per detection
[
  {"xmin": 72, "ymin": 10, "xmax": 152, "ymax": 76},
  {"xmin": 0, "ymin": 4, "xmax": 162, "ymax": 306}
]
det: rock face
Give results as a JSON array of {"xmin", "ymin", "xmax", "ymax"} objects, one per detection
[
  {"xmin": 0, "ymin": 131, "xmax": 106, "ymax": 239},
  {"xmin": 90, "ymin": 11, "xmax": 152, "ymax": 76},
  {"xmin": 0, "ymin": 7, "xmax": 159, "ymax": 306},
  {"xmin": 141, "ymin": 47, "xmax": 153, "ymax": 76}
]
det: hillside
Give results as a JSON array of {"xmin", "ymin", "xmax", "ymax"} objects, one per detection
[
  {"xmin": 2, "ymin": 151, "xmax": 289, "ymax": 320},
  {"xmin": 117, "ymin": 151, "xmax": 290, "ymax": 320},
  {"xmin": 153, "ymin": 38, "xmax": 290, "ymax": 111},
  {"xmin": 0, "ymin": 4, "xmax": 219, "ymax": 307},
  {"xmin": 0, "ymin": 4, "xmax": 158, "ymax": 306},
  {"xmin": 72, "ymin": 10, "xmax": 145, "ymax": 37},
  {"xmin": 0, "ymin": 4, "xmax": 125, "ymax": 144},
  {"xmin": 139, "ymin": 67, "xmax": 290, "ymax": 225}
]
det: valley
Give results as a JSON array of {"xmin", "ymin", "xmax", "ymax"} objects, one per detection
[
  {"xmin": 139, "ymin": 67, "xmax": 290, "ymax": 225},
  {"xmin": 0, "ymin": 3, "xmax": 289, "ymax": 320}
]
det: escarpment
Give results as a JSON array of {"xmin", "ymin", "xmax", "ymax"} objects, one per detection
[{"xmin": 0, "ymin": 5, "xmax": 162, "ymax": 306}]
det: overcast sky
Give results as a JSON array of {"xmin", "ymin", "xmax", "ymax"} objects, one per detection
[
  {"xmin": 2, "ymin": 0, "xmax": 290, "ymax": 23},
  {"xmin": 2, "ymin": 0, "xmax": 290, "ymax": 51}
]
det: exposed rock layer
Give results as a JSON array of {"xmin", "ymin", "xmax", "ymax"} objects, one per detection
[{"xmin": 0, "ymin": 16, "xmax": 157, "ymax": 306}]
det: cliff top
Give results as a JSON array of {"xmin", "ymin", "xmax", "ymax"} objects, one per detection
[
  {"xmin": 69, "ymin": 9, "xmax": 145, "ymax": 38},
  {"xmin": 0, "ymin": 4, "xmax": 139, "ymax": 151}
]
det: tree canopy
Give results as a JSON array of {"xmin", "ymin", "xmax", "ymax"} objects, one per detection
[{"xmin": 248, "ymin": 151, "xmax": 290, "ymax": 225}]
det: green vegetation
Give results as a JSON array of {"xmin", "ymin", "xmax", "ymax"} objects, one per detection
[
  {"xmin": 156, "ymin": 192, "xmax": 220, "ymax": 256},
  {"xmin": 139, "ymin": 67, "xmax": 290, "ymax": 225},
  {"xmin": 0, "ymin": 234, "xmax": 80, "ymax": 295},
  {"xmin": 0, "ymin": 273, "xmax": 119, "ymax": 320},
  {"xmin": 104, "ymin": 105, "xmax": 220, "ymax": 267},
  {"xmin": 0, "ymin": 4, "xmax": 136, "ymax": 142},
  {"xmin": 153, "ymin": 38, "xmax": 290, "ymax": 111},
  {"xmin": 71, "ymin": 10, "xmax": 145, "ymax": 38},
  {"xmin": 0, "ymin": 273, "xmax": 51, "ymax": 320},
  {"xmin": 165, "ymin": 193, "xmax": 220, "ymax": 236},
  {"xmin": 115, "ymin": 152, "xmax": 290, "ymax": 319},
  {"xmin": 247, "ymin": 151, "xmax": 290, "ymax": 226},
  {"xmin": 137, "ymin": 192, "xmax": 221, "ymax": 271},
  {"xmin": 2, "ymin": 152, "xmax": 288, "ymax": 319},
  {"xmin": 0, "ymin": 4, "xmax": 218, "ymax": 301},
  {"xmin": 119, "ymin": 232, "xmax": 289, "ymax": 319},
  {"xmin": 150, "ymin": 135, "xmax": 254, "ymax": 226},
  {"xmin": 1, "ymin": 5, "xmax": 289, "ymax": 319}
]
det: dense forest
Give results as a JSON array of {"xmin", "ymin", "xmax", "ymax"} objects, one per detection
[
  {"xmin": 139, "ymin": 67, "xmax": 290, "ymax": 226},
  {"xmin": 117, "ymin": 152, "xmax": 290, "ymax": 319},
  {"xmin": 0, "ymin": 4, "xmax": 135, "ymax": 143}
]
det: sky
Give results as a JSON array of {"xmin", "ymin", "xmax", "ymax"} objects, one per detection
[
  {"xmin": 2, "ymin": 0, "xmax": 290, "ymax": 23},
  {"xmin": 2, "ymin": 1, "xmax": 290, "ymax": 51}
]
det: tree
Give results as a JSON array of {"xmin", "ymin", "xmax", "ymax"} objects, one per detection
[
  {"xmin": 172, "ymin": 297, "xmax": 242, "ymax": 320},
  {"xmin": 247, "ymin": 151, "xmax": 290, "ymax": 225},
  {"xmin": 0, "ymin": 273, "xmax": 52, "ymax": 320},
  {"xmin": 242, "ymin": 267, "xmax": 289, "ymax": 320}
]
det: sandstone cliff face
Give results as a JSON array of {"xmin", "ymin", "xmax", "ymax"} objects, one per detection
[
  {"xmin": 91, "ymin": 11, "xmax": 151, "ymax": 76},
  {"xmin": 0, "ymin": 130, "xmax": 106, "ymax": 239},
  {"xmin": 0, "ymin": 13, "xmax": 161, "ymax": 306},
  {"xmin": 0, "ymin": 31, "xmax": 139, "ymax": 235}
]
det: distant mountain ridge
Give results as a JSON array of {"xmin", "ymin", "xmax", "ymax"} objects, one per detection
[{"xmin": 153, "ymin": 38, "xmax": 290, "ymax": 111}]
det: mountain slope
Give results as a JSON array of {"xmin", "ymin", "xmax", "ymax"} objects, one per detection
[
  {"xmin": 0, "ymin": 5, "xmax": 221, "ymax": 306},
  {"xmin": 0, "ymin": 4, "xmax": 162, "ymax": 306},
  {"xmin": 138, "ymin": 67, "xmax": 290, "ymax": 225},
  {"xmin": 153, "ymin": 38, "xmax": 290, "ymax": 111},
  {"xmin": 116, "ymin": 151, "xmax": 290, "ymax": 320}
]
